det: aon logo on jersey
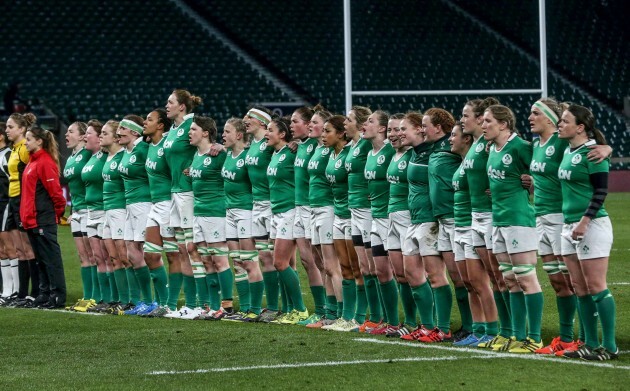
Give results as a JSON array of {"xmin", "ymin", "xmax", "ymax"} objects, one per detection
[
  {"xmin": 530, "ymin": 160, "xmax": 546, "ymax": 173},
  {"xmin": 487, "ymin": 166, "xmax": 505, "ymax": 180},
  {"xmin": 63, "ymin": 167, "xmax": 75, "ymax": 177},
  {"xmin": 365, "ymin": 170, "xmax": 376, "ymax": 180},
  {"xmin": 221, "ymin": 167, "xmax": 236, "ymax": 180},
  {"xmin": 558, "ymin": 169, "xmax": 571, "ymax": 180},
  {"xmin": 307, "ymin": 160, "xmax": 319, "ymax": 170},
  {"xmin": 146, "ymin": 159, "xmax": 157, "ymax": 170},
  {"xmin": 246, "ymin": 156, "xmax": 259, "ymax": 166},
  {"xmin": 267, "ymin": 166, "xmax": 277, "ymax": 176}
]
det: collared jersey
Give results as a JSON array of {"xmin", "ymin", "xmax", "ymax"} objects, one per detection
[
  {"xmin": 530, "ymin": 133, "xmax": 567, "ymax": 216},
  {"xmin": 294, "ymin": 137, "xmax": 318, "ymax": 206},
  {"xmin": 190, "ymin": 150, "xmax": 226, "ymax": 217},
  {"xmin": 63, "ymin": 147, "xmax": 92, "ymax": 211},
  {"xmin": 81, "ymin": 151, "xmax": 107, "ymax": 211},
  {"xmin": 102, "ymin": 149, "xmax": 126, "ymax": 210},
  {"xmin": 326, "ymin": 146, "xmax": 351, "ymax": 219},
  {"xmin": 8, "ymin": 138, "xmax": 29, "ymax": 197},
  {"xmin": 118, "ymin": 140, "xmax": 151, "ymax": 205},
  {"xmin": 307, "ymin": 145, "xmax": 334, "ymax": 208},
  {"xmin": 428, "ymin": 134, "xmax": 462, "ymax": 219},
  {"xmin": 267, "ymin": 145, "xmax": 295, "ymax": 214},
  {"xmin": 145, "ymin": 136, "xmax": 172, "ymax": 203},
  {"xmin": 365, "ymin": 143, "xmax": 395, "ymax": 218},
  {"xmin": 408, "ymin": 143, "xmax": 435, "ymax": 224},
  {"xmin": 246, "ymin": 137, "xmax": 274, "ymax": 202},
  {"xmin": 221, "ymin": 148, "xmax": 253, "ymax": 210},
  {"xmin": 163, "ymin": 113, "xmax": 195, "ymax": 193},
  {"xmin": 345, "ymin": 138, "xmax": 371, "ymax": 209},
  {"xmin": 462, "ymin": 137, "xmax": 492, "ymax": 213},
  {"xmin": 386, "ymin": 148, "xmax": 412, "ymax": 214}
]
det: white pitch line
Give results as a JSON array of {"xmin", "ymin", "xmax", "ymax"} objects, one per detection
[
  {"xmin": 354, "ymin": 338, "xmax": 630, "ymax": 371},
  {"xmin": 147, "ymin": 355, "xmax": 491, "ymax": 375},
  {"xmin": 609, "ymin": 282, "xmax": 630, "ymax": 286}
]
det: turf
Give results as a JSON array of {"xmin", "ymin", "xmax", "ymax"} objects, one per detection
[{"xmin": 1, "ymin": 193, "xmax": 628, "ymax": 390}]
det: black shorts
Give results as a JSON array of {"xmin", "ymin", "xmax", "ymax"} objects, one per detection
[{"xmin": 5, "ymin": 196, "xmax": 24, "ymax": 232}]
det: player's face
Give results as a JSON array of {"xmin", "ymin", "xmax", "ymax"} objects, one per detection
[
  {"xmin": 322, "ymin": 122, "xmax": 341, "ymax": 148},
  {"xmin": 165, "ymin": 93, "xmax": 183, "ymax": 120},
  {"xmin": 143, "ymin": 111, "xmax": 160, "ymax": 137},
  {"xmin": 99, "ymin": 125, "xmax": 116, "ymax": 148},
  {"xmin": 422, "ymin": 115, "xmax": 444, "ymax": 143},
  {"xmin": 244, "ymin": 114, "xmax": 264, "ymax": 134},
  {"xmin": 24, "ymin": 131, "xmax": 41, "ymax": 153},
  {"xmin": 482, "ymin": 111, "xmax": 502, "ymax": 142},
  {"xmin": 344, "ymin": 111, "xmax": 358, "ymax": 138},
  {"xmin": 5, "ymin": 118, "xmax": 24, "ymax": 142},
  {"xmin": 291, "ymin": 112, "xmax": 309, "ymax": 139},
  {"xmin": 265, "ymin": 122, "xmax": 284, "ymax": 148},
  {"xmin": 461, "ymin": 105, "xmax": 479, "ymax": 135},
  {"xmin": 309, "ymin": 114, "xmax": 325, "ymax": 139},
  {"xmin": 116, "ymin": 125, "xmax": 134, "ymax": 147},
  {"xmin": 399, "ymin": 119, "xmax": 423, "ymax": 147},
  {"xmin": 189, "ymin": 122, "xmax": 206, "ymax": 147},
  {"xmin": 449, "ymin": 126, "xmax": 465, "ymax": 154},
  {"xmin": 65, "ymin": 123, "xmax": 84, "ymax": 149},
  {"xmin": 363, "ymin": 113, "xmax": 381, "ymax": 141},
  {"xmin": 85, "ymin": 127, "xmax": 100, "ymax": 152},
  {"xmin": 558, "ymin": 110, "xmax": 581, "ymax": 140},
  {"xmin": 528, "ymin": 105, "xmax": 552, "ymax": 134},
  {"xmin": 222, "ymin": 123, "xmax": 237, "ymax": 148},
  {"xmin": 387, "ymin": 119, "xmax": 402, "ymax": 149}
]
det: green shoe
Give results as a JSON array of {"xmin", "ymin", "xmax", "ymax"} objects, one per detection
[
  {"xmin": 297, "ymin": 313, "xmax": 322, "ymax": 326},
  {"xmin": 280, "ymin": 309, "xmax": 310, "ymax": 325}
]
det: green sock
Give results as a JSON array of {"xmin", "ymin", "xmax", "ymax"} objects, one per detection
[
  {"xmin": 114, "ymin": 269, "xmax": 129, "ymax": 304},
  {"xmin": 150, "ymin": 266, "xmax": 168, "ymax": 306},
  {"xmin": 126, "ymin": 267, "xmax": 141, "ymax": 304},
  {"xmin": 502, "ymin": 290, "xmax": 511, "ymax": 314},
  {"xmin": 341, "ymin": 279, "xmax": 357, "ymax": 321},
  {"xmin": 217, "ymin": 269, "xmax": 234, "ymax": 301},
  {"xmin": 434, "ymin": 285, "xmax": 453, "ymax": 333},
  {"xmin": 337, "ymin": 299, "xmax": 344, "ymax": 319},
  {"xmin": 262, "ymin": 271, "xmax": 279, "ymax": 311},
  {"xmin": 363, "ymin": 274, "xmax": 382, "ymax": 322},
  {"xmin": 194, "ymin": 275, "xmax": 210, "ymax": 307},
  {"xmin": 494, "ymin": 290, "xmax": 512, "ymax": 337},
  {"xmin": 249, "ymin": 281, "xmax": 264, "ymax": 315},
  {"xmin": 510, "ymin": 291, "xmax": 527, "ymax": 341},
  {"xmin": 97, "ymin": 272, "xmax": 112, "ymax": 303},
  {"xmin": 109, "ymin": 272, "xmax": 119, "ymax": 302},
  {"xmin": 91, "ymin": 266, "xmax": 101, "ymax": 302},
  {"xmin": 576, "ymin": 297, "xmax": 586, "ymax": 342},
  {"xmin": 182, "ymin": 275, "xmax": 197, "ymax": 308},
  {"xmin": 472, "ymin": 322, "xmax": 485, "ymax": 338},
  {"xmin": 399, "ymin": 282, "xmax": 417, "ymax": 327},
  {"xmin": 310, "ymin": 285, "xmax": 327, "ymax": 316},
  {"xmin": 354, "ymin": 283, "xmax": 367, "ymax": 324},
  {"xmin": 376, "ymin": 276, "xmax": 388, "ymax": 324},
  {"xmin": 577, "ymin": 295, "xmax": 599, "ymax": 348},
  {"xmin": 167, "ymin": 272, "xmax": 183, "ymax": 310},
  {"xmin": 279, "ymin": 278, "xmax": 289, "ymax": 312},
  {"xmin": 134, "ymin": 266, "xmax": 153, "ymax": 303},
  {"xmin": 525, "ymin": 292, "xmax": 544, "ymax": 342},
  {"xmin": 592, "ymin": 289, "xmax": 617, "ymax": 352},
  {"xmin": 235, "ymin": 279, "xmax": 250, "ymax": 312},
  {"xmin": 455, "ymin": 287, "xmax": 472, "ymax": 332},
  {"xmin": 278, "ymin": 268, "xmax": 305, "ymax": 312},
  {"xmin": 557, "ymin": 295, "xmax": 577, "ymax": 342},
  {"xmin": 206, "ymin": 273, "xmax": 220, "ymax": 310},
  {"xmin": 326, "ymin": 295, "xmax": 338, "ymax": 320},
  {"xmin": 380, "ymin": 279, "xmax": 399, "ymax": 325},
  {"xmin": 80, "ymin": 267, "xmax": 92, "ymax": 299},
  {"xmin": 411, "ymin": 281, "xmax": 435, "ymax": 329},
  {"xmin": 486, "ymin": 321, "xmax": 499, "ymax": 336}
]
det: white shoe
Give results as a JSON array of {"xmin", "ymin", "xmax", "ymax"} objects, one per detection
[
  {"xmin": 322, "ymin": 318, "xmax": 347, "ymax": 331},
  {"xmin": 336, "ymin": 319, "xmax": 360, "ymax": 332},
  {"xmin": 163, "ymin": 306, "xmax": 192, "ymax": 319},
  {"xmin": 180, "ymin": 307, "xmax": 203, "ymax": 320}
]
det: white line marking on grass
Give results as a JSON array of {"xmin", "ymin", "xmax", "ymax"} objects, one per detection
[
  {"xmin": 609, "ymin": 282, "xmax": 630, "ymax": 286},
  {"xmin": 147, "ymin": 355, "xmax": 484, "ymax": 375},
  {"xmin": 354, "ymin": 338, "xmax": 630, "ymax": 371}
]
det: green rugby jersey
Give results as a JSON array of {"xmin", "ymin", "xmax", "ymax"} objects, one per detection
[
  {"xmin": 326, "ymin": 146, "xmax": 351, "ymax": 219},
  {"xmin": 452, "ymin": 162, "xmax": 472, "ymax": 227},
  {"xmin": 163, "ymin": 113, "xmax": 195, "ymax": 193},
  {"xmin": 558, "ymin": 140, "xmax": 609, "ymax": 224},
  {"xmin": 307, "ymin": 145, "xmax": 334, "ymax": 207},
  {"xmin": 118, "ymin": 140, "xmax": 151, "ymax": 205},
  {"xmin": 486, "ymin": 134, "xmax": 535, "ymax": 227},
  {"xmin": 190, "ymin": 150, "xmax": 227, "ymax": 217},
  {"xmin": 294, "ymin": 137, "xmax": 318, "ymax": 206},
  {"xmin": 364, "ymin": 143, "xmax": 395, "ymax": 218},
  {"xmin": 408, "ymin": 143, "xmax": 435, "ymax": 224},
  {"xmin": 462, "ymin": 137, "xmax": 492, "ymax": 213},
  {"xmin": 530, "ymin": 133, "xmax": 568, "ymax": 216},
  {"xmin": 428, "ymin": 135, "xmax": 462, "ymax": 219},
  {"xmin": 102, "ymin": 150, "xmax": 126, "ymax": 210},
  {"xmin": 81, "ymin": 151, "xmax": 107, "ymax": 211},
  {"xmin": 386, "ymin": 148, "xmax": 412, "ymax": 214},
  {"xmin": 63, "ymin": 147, "xmax": 92, "ymax": 211},
  {"xmin": 221, "ymin": 149, "xmax": 253, "ymax": 210},
  {"xmin": 345, "ymin": 138, "xmax": 371, "ymax": 209},
  {"xmin": 246, "ymin": 137, "xmax": 274, "ymax": 202},
  {"xmin": 145, "ymin": 137, "xmax": 172, "ymax": 203},
  {"xmin": 267, "ymin": 145, "xmax": 295, "ymax": 214}
]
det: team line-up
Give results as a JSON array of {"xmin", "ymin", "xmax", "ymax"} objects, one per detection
[{"xmin": 0, "ymin": 90, "xmax": 618, "ymax": 362}]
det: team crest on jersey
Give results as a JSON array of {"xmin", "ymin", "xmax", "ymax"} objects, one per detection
[
  {"xmin": 279, "ymin": 154, "xmax": 286, "ymax": 162},
  {"xmin": 322, "ymin": 148, "xmax": 330, "ymax": 156},
  {"xmin": 204, "ymin": 157, "xmax": 212, "ymax": 166},
  {"xmin": 96, "ymin": 151, "xmax": 103, "ymax": 158},
  {"xmin": 110, "ymin": 161, "xmax": 117, "ymax": 170},
  {"xmin": 177, "ymin": 128, "xmax": 184, "ymax": 137},
  {"xmin": 236, "ymin": 159, "xmax": 245, "ymax": 168},
  {"xmin": 307, "ymin": 144, "xmax": 314, "ymax": 153},
  {"xmin": 352, "ymin": 147, "xmax": 360, "ymax": 157},
  {"xmin": 398, "ymin": 160, "xmax": 407, "ymax": 170},
  {"xmin": 157, "ymin": 148, "xmax": 164, "ymax": 157},
  {"xmin": 502, "ymin": 154, "xmax": 513, "ymax": 165},
  {"xmin": 260, "ymin": 142, "xmax": 267, "ymax": 151},
  {"xmin": 129, "ymin": 155, "xmax": 137, "ymax": 164},
  {"xmin": 545, "ymin": 146, "xmax": 555, "ymax": 157},
  {"xmin": 335, "ymin": 159, "xmax": 343, "ymax": 169},
  {"xmin": 377, "ymin": 155, "xmax": 386, "ymax": 164},
  {"xmin": 76, "ymin": 154, "xmax": 83, "ymax": 162},
  {"xmin": 571, "ymin": 153, "xmax": 582, "ymax": 165},
  {"xmin": 475, "ymin": 143, "xmax": 484, "ymax": 153}
]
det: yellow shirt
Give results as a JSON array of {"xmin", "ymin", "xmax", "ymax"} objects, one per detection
[{"xmin": 8, "ymin": 139, "xmax": 29, "ymax": 197}]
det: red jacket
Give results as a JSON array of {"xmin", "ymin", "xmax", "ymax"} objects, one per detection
[{"xmin": 20, "ymin": 149, "xmax": 66, "ymax": 229}]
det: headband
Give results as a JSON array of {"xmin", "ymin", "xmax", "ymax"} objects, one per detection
[
  {"xmin": 247, "ymin": 109, "xmax": 271, "ymax": 126},
  {"xmin": 120, "ymin": 119, "xmax": 144, "ymax": 135},
  {"xmin": 533, "ymin": 101, "xmax": 559, "ymax": 126}
]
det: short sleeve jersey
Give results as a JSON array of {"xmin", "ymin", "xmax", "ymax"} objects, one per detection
[
  {"xmin": 345, "ymin": 138, "xmax": 372, "ymax": 209},
  {"xmin": 63, "ymin": 147, "xmax": 92, "ymax": 211},
  {"xmin": 558, "ymin": 140, "xmax": 609, "ymax": 224},
  {"xmin": 102, "ymin": 150, "xmax": 126, "ymax": 210},
  {"xmin": 307, "ymin": 145, "xmax": 334, "ymax": 208},
  {"xmin": 428, "ymin": 135, "xmax": 462, "ymax": 219},
  {"xmin": 145, "ymin": 136, "xmax": 172, "ymax": 203},
  {"xmin": 364, "ymin": 143, "xmax": 395, "ymax": 218},
  {"xmin": 8, "ymin": 139, "xmax": 29, "ymax": 197},
  {"xmin": 452, "ymin": 162, "xmax": 472, "ymax": 227},
  {"xmin": 387, "ymin": 148, "xmax": 412, "ymax": 214},
  {"xmin": 408, "ymin": 143, "xmax": 435, "ymax": 224},
  {"xmin": 530, "ymin": 133, "xmax": 567, "ymax": 216},
  {"xmin": 267, "ymin": 145, "xmax": 295, "ymax": 214},
  {"xmin": 190, "ymin": 150, "xmax": 227, "ymax": 217},
  {"xmin": 326, "ymin": 146, "xmax": 351, "ymax": 219},
  {"xmin": 118, "ymin": 140, "xmax": 151, "ymax": 205},
  {"xmin": 486, "ymin": 134, "xmax": 535, "ymax": 227},
  {"xmin": 163, "ymin": 113, "xmax": 195, "ymax": 193},
  {"xmin": 462, "ymin": 137, "xmax": 492, "ymax": 213},
  {"xmin": 246, "ymin": 137, "xmax": 274, "ymax": 202},
  {"xmin": 221, "ymin": 149, "xmax": 253, "ymax": 210},
  {"xmin": 294, "ymin": 138, "xmax": 318, "ymax": 206},
  {"xmin": 81, "ymin": 151, "xmax": 107, "ymax": 211}
]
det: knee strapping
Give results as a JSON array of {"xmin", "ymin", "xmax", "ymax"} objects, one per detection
[
  {"xmin": 229, "ymin": 250, "xmax": 241, "ymax": 260},
  {"xmin": 184, "ymin": 228, "xmax": 193, "ymax": 244},
  {"xmin": 558, "ymin": 262, "xmax": 569, "ymax": 275},
  {"xmin": 191, "ymin": 261, "xmax": 205, "ymax": 277},
  {"xmin": 175, "ymin": 231, "xmax": 186, "ymax": 244},
  {"xmin": 542, "ymin": 261, "xmax": 561, "ymax": 275},
  {"xmin": 498, "ymin": 262, "xmax": 514, "ymax": 277},
  {"xmin": 163, "ymin": 240, "xmax": 179, "ymax": 253},
  {"xmin": 207, "ymin": 247, "xmax": 229, "ymax": 256},
  {"xmin": 513, "ymin": 264, "xmax": 536, "ymax": 277},
  {"xmin": 238, "ymin": 250, "xmax": 259, "ymax": 262},
  {"xmin": 143, "ymin": 242, "xmax": 163, "ymax": 254}
]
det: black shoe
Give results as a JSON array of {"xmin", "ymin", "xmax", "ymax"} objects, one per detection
[
  {"xmin": 453, "ymin": 326, "xmax": 472, "ymax": 342},
  {"xmin": 13, "ymin": 296, "xmax": 35, "ymax": 308},
  {"xmin": 41, "ymin": 300, "xmax": 65, "ymax": 310}
]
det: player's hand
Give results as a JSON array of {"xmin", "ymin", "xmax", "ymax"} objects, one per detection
[
  {"xmin": 587, "ymin": 144, "xmax": 612, "ymax": 163},
  {"xmin": 520, "ymin": 174, "xmax": 533, "ymax": 190},
  {"xmin": 287, "ymin": 141, "xmax": 298, "ymax": 153},
  {"xmin": 207, "ymin": 143, "xmax": 225, "ymax": 156}
]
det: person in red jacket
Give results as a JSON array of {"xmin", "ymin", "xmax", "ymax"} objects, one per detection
[{"xmin": 21, "ymin": 126, "xmax": 67, "ymax": 308}]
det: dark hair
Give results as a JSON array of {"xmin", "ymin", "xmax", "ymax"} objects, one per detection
[
  {"xmin": 193, "ymin": 115, "xmax": 218, "ymax": 142},
  {"xmin": 70, "ymin": 121, "xmax": 88, "ymax": 135},
  {"xmin": 0, "ymin": 122, "xmax": 7, "ymax": 145},
  {"xmin": 566, "ymin": 104, "xmax": 607, "ymax": 145},
  {"xmin": 351, "ymin": 105, "xmax": 371, "ymax": 126},
  {"xmin": 485, "ymin": 104, "xmax": 517, "ymax": 133},
  {"xmin": 8, "ymin": 112, "xmax": 37, "ymax": 132},
  {"xmin": 326, "ymin": 115, "xmax": 349, "ymax": 142},
  {"xmin": 153, "ymin": 108, "xmax": 172, "ymax": 131},
  {"xmin": 86, "ymin": 119, "xmax": 103, "ymax": 136},
  {"xmin": 373, "ymin": 110, "xmax": 389, "ymax": 128},
  {"xmin": 466, "ymin": 97, "xmax": 501, "ymax": 117},
  {"xmin": 424, "ymin": 108, "xmax": 455, "ymax": 134},
  {"xmin": 390, "ymin": 113, "xmax": 405, "ymax": 120},
  {"xmin": 28, "ymin": 126, "xmax": 60, "ymax": 169},
  {"xmin": 453, "ymin": 121, "xmax": 473, "ymax": 146},
  {"xmin": 294, "ymin": 106, "xmax": 315, "ymax": 123},
  {"xmin": 270, "ymin": 116, "xmax": 292, "ymax": 142},
  {"xmin": 172, "ymin": 89, "xmax": 203, "ymax": 113}
]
